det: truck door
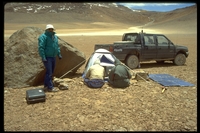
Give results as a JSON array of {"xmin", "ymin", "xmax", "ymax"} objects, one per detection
[
  {"xmin": 156, "ymin": 35, "xmax": 175, "ymax": 59},
  {"xmin": 142, "ymin": 34, "xmax": 157, "ymax": 59}
]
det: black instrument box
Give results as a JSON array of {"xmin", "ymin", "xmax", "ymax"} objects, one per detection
[{"xmin": 26, "ymin": 88, "xmax": 46, "ymax": 104}]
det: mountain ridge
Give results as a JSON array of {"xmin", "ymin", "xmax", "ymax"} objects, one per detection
[{"xmin": 4, "ymin": 3, "xmax": 197, "ymax": 34}]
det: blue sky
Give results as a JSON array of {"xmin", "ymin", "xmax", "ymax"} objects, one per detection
[{"xmin": 117, "ymin": 2, "xmax": 196, "ymax": 12}]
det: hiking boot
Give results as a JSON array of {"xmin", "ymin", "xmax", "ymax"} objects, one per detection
[{"xmin": 47, "ymin": 87, "xmax": 59, "ymax": 92}]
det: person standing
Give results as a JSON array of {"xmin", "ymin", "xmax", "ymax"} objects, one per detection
[
  {"xmin": 84, "ymin": 59, "xmax": 105, "ymax": 88},
  {"xmin": 108, "ymin": 59, "xmax": 132, "ymax": 88},
  {"xmin": 38, "ymin": 24, "xmax": 62, "ymax": 92}
]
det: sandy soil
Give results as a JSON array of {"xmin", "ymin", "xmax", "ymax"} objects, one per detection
[{"xmin": 4, "ymin": 24, "xmax": 197, "ymax": 131}]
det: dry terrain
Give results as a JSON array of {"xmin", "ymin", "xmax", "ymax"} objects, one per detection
[{"xmin": 4, "ymin": 3, "xmax": 197, "ymax": 131}]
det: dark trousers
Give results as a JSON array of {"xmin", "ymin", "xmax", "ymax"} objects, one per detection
[{"xmin": 43, "ymin": 57, "xmax": 56, "ymax": 89}]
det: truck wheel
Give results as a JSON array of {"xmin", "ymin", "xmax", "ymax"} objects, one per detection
[
  {"xmin": 173, "ymin": 53, "xmax": 186, "ymax": 66},
  {"xmin": 126, "ymin": 55, "xmax": 139, "ymax": 69}
]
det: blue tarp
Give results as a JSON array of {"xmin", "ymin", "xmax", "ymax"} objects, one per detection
[{"xmin": 148, "ymin": 74, "xmax": 195, "ymax": 87}]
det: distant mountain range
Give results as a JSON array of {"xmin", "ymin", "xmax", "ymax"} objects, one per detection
[
  {"xmin": 4, "ymin": 2, "xmax": 197, "ymax": 33},
  {"xmin": 4, "ymin": 2, "xmax": 146, "ymax": 13}
]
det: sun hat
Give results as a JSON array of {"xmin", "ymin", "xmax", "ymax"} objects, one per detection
[{"xmin": 46, "ymin": 24, "xmax": 55, "ymax": 30}]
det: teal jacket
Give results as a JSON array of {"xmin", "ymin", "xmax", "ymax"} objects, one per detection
[{"xmin": 38, "ymin": 30, "xmax": 61, "ymax": 60}]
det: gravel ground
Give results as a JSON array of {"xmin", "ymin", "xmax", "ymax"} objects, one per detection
[{"xmin": 4, "ymin": 35, "xmax": 197, "ymax": 131}]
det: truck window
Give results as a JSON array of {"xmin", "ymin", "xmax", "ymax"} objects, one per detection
[
  {"xmin": 144, "ymin": 35, "xmax": 155, "ymax": 46},
  {"xmin": 157, "ymin": 35, "xmax": 169, "ymax": 46},
  {"xmin": 126, "ymin": 35, "xmax": 137, "ymax": 41}
]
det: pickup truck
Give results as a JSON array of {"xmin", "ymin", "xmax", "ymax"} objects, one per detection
[{"xmin": 94, "ymin": 30, "xmax": 189, "ymax": 69}]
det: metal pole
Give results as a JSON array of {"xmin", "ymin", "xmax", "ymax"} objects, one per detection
[{"xmin": 59, "ymin": 59, "xmax": 86, "ymax": 79}]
